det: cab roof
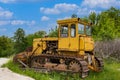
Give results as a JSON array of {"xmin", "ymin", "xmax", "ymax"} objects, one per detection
[{"xmin": 57, "ymin": 18, "xmax": 92, "ymax": 26}]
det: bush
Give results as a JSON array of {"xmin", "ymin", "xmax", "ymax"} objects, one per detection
[
  {"xmin": 0, "ymin": 36, "xmax": 14, "ymax": 57},
  {"xmin": 94, "ymin": 39, "xmax": 120, "ymax": 60}
]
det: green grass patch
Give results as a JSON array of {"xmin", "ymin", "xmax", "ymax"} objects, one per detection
[{"xmin": 2, "ymin": 60, "xmax": 120, "ymax": 80}]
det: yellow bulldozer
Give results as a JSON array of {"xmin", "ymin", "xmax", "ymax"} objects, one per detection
[{"xmin": 13, "ymin": 18, "xmax": 103, "ymax": 78}]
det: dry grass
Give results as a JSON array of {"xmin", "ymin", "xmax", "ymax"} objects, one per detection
[{"xmin": 94, "ymin": 39, "xmax": 120, "ymax": 60}]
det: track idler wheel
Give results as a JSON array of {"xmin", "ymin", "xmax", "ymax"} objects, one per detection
[
  {"xmin": 95, "ymin": 57, "xmax": 104, "ymax": 71},
  {"xmin": 69, "ymin": 60, "xmax": 81, "ymax": 72},
  {"xmin": 69, "ymin": 59, "xmax": 89, "ymax": 78}
]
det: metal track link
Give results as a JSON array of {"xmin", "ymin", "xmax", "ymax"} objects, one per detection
[
  {"xmin": 30, "ymin": 54, "xmax": 89, "ymax": 78},
  {"xmin": 95, "ymin": 57, "xmax": 104, "ymax": 71},
  {"xmin": 76, "ymin": 58, "xmax": 89, "ymax": 78}
]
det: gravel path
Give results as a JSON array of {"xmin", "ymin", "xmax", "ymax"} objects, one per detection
[{"xmin": 0, "ymin": 58, "xmax": 34, "ymax": 80}]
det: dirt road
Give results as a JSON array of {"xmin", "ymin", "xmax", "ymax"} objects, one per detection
[{"xmin": 0, "ymin": 58, "xmax": 34, "ymax": 80}]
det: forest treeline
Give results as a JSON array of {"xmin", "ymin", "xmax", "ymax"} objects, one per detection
[
  {"xmin": 0, "ymin": 27, "xmax": 57, "ymax": 57},
  {"xmin": 89, "ymin": 7, "xmax": 120, "ymax": 41},
  {"xmin": 0, "ymin": 7, "xmax": 120, "ymax": 60}
]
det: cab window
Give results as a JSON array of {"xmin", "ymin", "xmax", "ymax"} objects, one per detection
[
  {"xmin": 71, "ymin": 24, "xmax": 76, "ymax": 37},
  {"xmin": 60, "ymin": 25, "xmax": 68, "ymax": 37},
  {"xmin": 78, "ymin": 24, "xmax": 84, "ymax": 34},
  {"xmin": 86, "ymin": 26, "xmax": 91, "ymax": 35}
]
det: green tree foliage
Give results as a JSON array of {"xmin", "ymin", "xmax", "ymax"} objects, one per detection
[
  {"xmin": 13, "ymin": 28, "xmax": 27, "ymax": 53},
  {"xmin": 89, "ymin": 12, "xmax": 96, "ymax": 24},
  {"xmin": 25, "ymin": 31, "xmax": 46, "ymax": 47},
  {"xmin": 34, "ymin": 31, "xmax": 46, "ymax": 38},
  {"xmin": 71, "ymin": 14, "xmax": 78, "ymax": 18},
  {"xmin": 90, "ymin": 7, "xmax": 120, "ymax": 41},
  {"xmin": 25, "ymin": 34, "xmax": 34, "ymax": 47},
  {"xmin": 81, "ymin": 16, "xmax": 89, "ymax": 23},
  {"xmin": 48, "ymin": 27, "xmax": 58, "ymax": 37},
  {"xmin": 0, "ymin": 36, "xmax": 14, "ymax": 57}
]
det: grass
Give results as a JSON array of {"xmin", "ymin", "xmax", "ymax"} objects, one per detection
[{"xmin": 2, "ymin": 59, "xmax": 120, "ymax": 80}]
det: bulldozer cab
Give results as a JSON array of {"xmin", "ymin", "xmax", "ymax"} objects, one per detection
[{"xmin": 57, "ymin": 18, "xmax": 92, "ymax": 52}]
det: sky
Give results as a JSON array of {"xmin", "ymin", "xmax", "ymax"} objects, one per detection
[{"xmin": 0, "ymin": 0, "xmax": 120, "ymax": 37}]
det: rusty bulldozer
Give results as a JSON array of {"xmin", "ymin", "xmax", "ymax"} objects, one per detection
[{"xmin": 13, "ymin": 18, "xmax": 103, "ymax": 78}]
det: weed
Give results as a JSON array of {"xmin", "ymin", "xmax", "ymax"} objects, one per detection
[{"xmin": 3, "ymin": 60, "xmax": 120, "ymax": 80}]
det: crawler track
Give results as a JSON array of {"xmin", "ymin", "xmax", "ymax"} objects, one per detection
[
  {"xmin": 29, "ymin": 54, "xmax": 89, "ymax": 78},
  {"xmin": 95, "ymin": 57, "xmax": 104, "ymax": 71}
]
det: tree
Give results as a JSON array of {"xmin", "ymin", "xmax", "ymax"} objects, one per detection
[
  {"xmin": 71, "ymin": 14, "xmax": 78, "ymax": 18},
  {"xmin": 25, "ymin": 34, "xmax": 34, "ymax": 47},
  {"xmin": 0, "ymin": 36, "xmax": 14, "ymax": 57},
  {"xmin": 89, "ymin": 12, "xmax": 96, "ymax": 25},
  {"xmin": 13, "ymin": 28, "xmax": 27, "ymax": 53},
  {"xmin": 25, "ymin": 30, "xmax": 46, "ymax": 47},
  {"xmin": 81, "ymin": 17, "xmax": 89, "ymax": 23},
  {"xmin": 48, "ymin": 26, "xmax": 58, "ymax": 37},
  {"xmin": 34, "ymin": 31, "xmax": 46, "ymax": 38},
  {"xmin": 91, "ymin": 7, "xmax": 120, "ymax": 40}
]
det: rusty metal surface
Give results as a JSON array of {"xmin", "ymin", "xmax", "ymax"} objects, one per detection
[
  {"xmin": 95, "ymin": 57, "xmax": 104, "ymax": 71},
  {"xmin": 29, "ymin": 54, "xmax": 89, "ymax": 78},
  {"xmin": 13, "ymin": 52, "xmax": 103, "ymax": 78},
  {"xmin": 13, "ymin": 17, "xmax": 104, "ymax": 79}
]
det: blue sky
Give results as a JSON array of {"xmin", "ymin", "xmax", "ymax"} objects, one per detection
[{"xmin": 0, "ymin": 0, "xmax": 120, "ymax": 37}]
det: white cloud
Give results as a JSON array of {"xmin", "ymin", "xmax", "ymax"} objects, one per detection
[
  {"xmin": 40, "ymin": 2, "xmax": 102, "ymax": 17},
  {"xmin": 30, "ymin": 20, "xmax": 36, "ymax": 25},
  {"xmin": 11, "ymin": 20, "xmax": 36, "ymax": 25},
  {"xmin": 40, "ymin": 1, "xmax": 120, "ymax": 17},
  {"xmin": 0, "ymin": 7, "xmax": 3, "ymax": 10},
  {"xmin": 0, "ymin": 20, "xmax": 35, "ymax": 26},
  {"xmin": 40, "ymin": 3, "xmax": 78, "ymax": 14},
  {"xmin": 77, "ymin": 8, "xmax": 101, "ymax": 17},
  {"xmin": 0, "ymin": 6, "xmax": 35, "ymax": 26},
  {"xmin": 41, "ymin": 16, "xmax": 50, "ymax": 21},
  {"xmin": 77, "ymin": 8, "xmax": 89, "ymax": 16},
  {"xmin": 0, "ymin": 0, "xmax": 16, "ymax": 3},
  {"xmin": 57, "ymin": 16, "xmax": 70, "ymax": 20},
  {"xmin": 11, "ymin": 20, "xmax": 26, "ymax": 25},
  {"xmin": 77, "ymin": 0, "xmax": 120, "ymax": 16},
  {"xmin": 0, "ymin": 0, "xmax": 52, "ymax": 3},
  {"xmin": 81, "ymin": 0, "xmax": 120, "ymax": 9},
  {"xmin": 0, "ymin": 20, "xmax": 10, "ymax": 25},
  {"xmin": 40, "ymin": 7, "xmax": 60, "ymax": 14},
  {"xmin": 55, "ymin": 3, "xmax": 78, "ymax": 12},
  {"xmin": 0, "ymin": 6, "xmax": 13, "ymax": 18},
  {"xmin": 0, "ymin": 11, "xmax": 13, "ymax": 18}
]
